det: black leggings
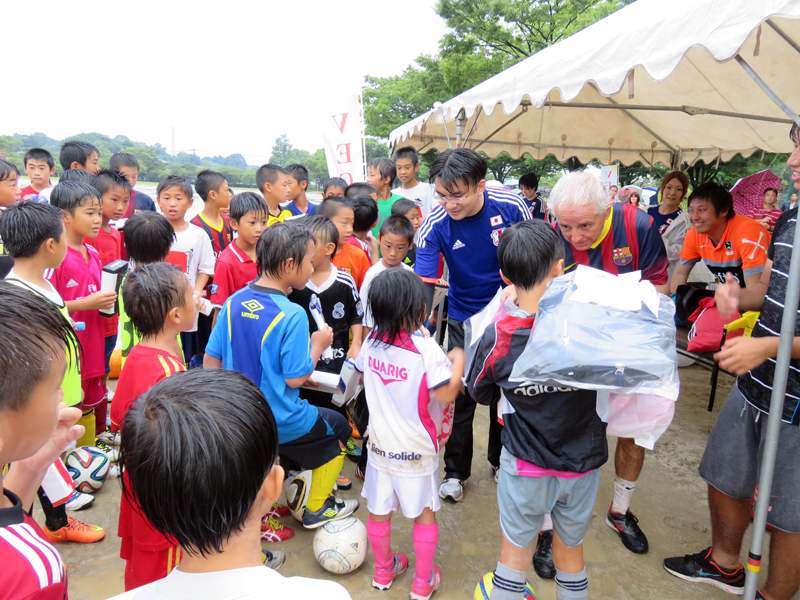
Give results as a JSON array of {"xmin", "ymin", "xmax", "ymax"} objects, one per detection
[{"xmin": 37, "ymin": 487, "xmax": 68, "ymax": 530}]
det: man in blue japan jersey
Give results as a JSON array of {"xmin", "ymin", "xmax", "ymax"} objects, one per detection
[{"xmin": 414, "ymin": 148, "xmax": 530, "ymax": 503}]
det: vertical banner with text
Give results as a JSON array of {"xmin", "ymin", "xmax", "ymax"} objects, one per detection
[{"xmin": 322, "ymin": 95, "xmax": 365, "ymax": 185}]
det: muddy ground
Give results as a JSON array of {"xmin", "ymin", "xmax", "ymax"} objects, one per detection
[{"xmin": 47, "ymin": 364, "xmax": 776, "ymax": 600}]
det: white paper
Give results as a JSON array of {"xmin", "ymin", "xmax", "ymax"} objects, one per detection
[
  {"xmin": 570, "ymin": 265, "xmax": 659, "ymax": 313},
  {"xmin": 100, "ymin": 271, "xmax": 118, "ymax": 315},
  {"xmin": 301, "ymin": 371, "xmax": 341, "ymax": 395}
]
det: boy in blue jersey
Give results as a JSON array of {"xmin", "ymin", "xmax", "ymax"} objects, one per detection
[
  {"xmin": 204, "ymin": 223, "xmax": 359, "ymax": 529},
  {"xmin": 283, "ymin": 164, "xmax": 317, "ymax": 217},
  {"xmin": 414, "ymin": 147, "xmax": 530, "ymax": 503}
]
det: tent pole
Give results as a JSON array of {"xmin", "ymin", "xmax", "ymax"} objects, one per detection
[
  {"xmin": 735, "ymin": 55, "xmax": 800, "ymax": 127},
  {"xmin": 742, "ymin": 213, "xmax": 800, "ymax": 600}
]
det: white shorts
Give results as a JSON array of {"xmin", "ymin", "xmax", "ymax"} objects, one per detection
[{"xmin": 361, "ymin": 462, "xmax": 441, "ymax": 518}]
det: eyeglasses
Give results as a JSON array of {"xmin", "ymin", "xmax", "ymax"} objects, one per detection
[{"xmin": 434, "ymin": 184, "xmax": 477, "ymax": 205}]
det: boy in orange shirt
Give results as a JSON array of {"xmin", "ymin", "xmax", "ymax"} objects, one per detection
[{"xmin": 318, "ymin": 197, "xmax": 371, "ymax": 289}]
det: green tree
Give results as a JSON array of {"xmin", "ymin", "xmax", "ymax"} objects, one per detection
[
  {"xmin": 269, "ymin": 135, "xmax": 294, "ymax": 166},
  {"xmin": 170, "ymin": 163, "xmax": 198, "ymax": 182},
  {"xmin": 305, "ymin": 149, "xmax": 329, "ymax": 189}
]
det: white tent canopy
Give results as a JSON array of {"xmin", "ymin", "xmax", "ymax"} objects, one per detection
[{"xmin": 389, "ymin": 0, "xmax": 800, "ymax": 167}]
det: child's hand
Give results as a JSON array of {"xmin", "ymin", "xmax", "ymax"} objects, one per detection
[
  {"xmin": 435, "ymin": 278, "xmax": 449, "ymax": 287},
  {"xmin": 311, "ymin": 324, "xmax": 334, "ymax": 350},
  {"xmin": 447, "ymin": 347, "xmax": 465, "ymax": 365},
  {"xmin": 500, "ymin": 285, "xmax": 518, "ymax": 306},
  {"xmin": 346, "ymin": 345, "xmax": 360, "ymax": 361},
  {"xmin": 16, "ymin": 404, "xmax": 83, "ymax": 475},
  {"xmin": 86, "ymin": 291, "xmax": 118, "ymax": 310}
]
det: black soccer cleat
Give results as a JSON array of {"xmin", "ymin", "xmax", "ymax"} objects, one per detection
[
  {"xmin": 606, "ymin": 506, "xmax": 649, "ymax": 554},
  {"xmin": 663, "ymin": 546, "xmax": 745, "ymax": 595},
  {"xmin": 532, "ymin": 530, "xmax": 556, "ymax": 579}
]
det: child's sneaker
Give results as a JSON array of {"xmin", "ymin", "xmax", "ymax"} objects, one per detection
[
  {"xmin": 372, "ymin": 553, "xmax": 408, "ymax": 590},
  {"xmin": 355, "ymin": 464, "xmax": 366, "ymax": 481},
  {"xmin": 409, "ymin": 565, "xmax": 442, "ymax": 600},
  {"xmin": 260, "ymin": 517, "xmax": 295, "ymax": 542},
  {"xmin": 264, "ymin": 502, "xmax": 290, "ymax": 519},
  {"xmin": 44, "ymin": 517, "xmax": 105, "ymax": 544},
  {"xmin": 337, "ymin": 472, "xmax": 352, "ymax": 490},
  {"xmin": 262, "ymin": 549, "xmax": 286, "ymax": 570},
  {"xmin": 91, "ymin": 439, "xmax": 119, "ymax": 462},
  {"xmin": 349, "ymin": 419, "xmax": 361, "ymax": 440},
  {"xmin": 64, "ymin": 490, "xmax": 94, "ymax": 511},
  {"xmin": 663, "ymin": 547, "xmax": 744, "ymax": 595},
  {"xmin": 96, "ymin": 429, "xmax": 120, "ymax": 447},
  {"xmin": 345, "ymin": 438, "xmax": 362, "ymax": 462},
  {"xmin": 302, "ymin": 495, "xmax": 359, "ymax": 529}
]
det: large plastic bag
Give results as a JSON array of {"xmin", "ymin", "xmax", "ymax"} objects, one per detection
[
  {"xmin": 464, "ymin": 287, "xmax": 517, "ymax": 377},
  {"xmin": 509, "ymin": 267, "xmax": 678, "ymax": 394}
]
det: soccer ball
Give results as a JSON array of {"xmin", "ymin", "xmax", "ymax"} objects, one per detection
[
  {"xmin": 474, "ymin": 572, "xmax": 536, "ymax": 599},
  {"xmin": 285, "ymin": 470, "xmax": 312, "ymax": 523},
  {"xmin": 64, "ymin": 447, "xmax": 110, "ymax": 493},
  {"xmin": 312, "ymin": 516, "xmax": 368, "ymax": 574}
]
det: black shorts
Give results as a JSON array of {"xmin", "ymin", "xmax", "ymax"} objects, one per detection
[{"xmin": 279, "ymin": 407, "xmax": 350, "ymax": 471}]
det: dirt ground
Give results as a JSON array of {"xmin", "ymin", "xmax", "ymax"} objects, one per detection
[{"xmin": 47, "ymin": 364, "xmax": 778, "ymax": 600}]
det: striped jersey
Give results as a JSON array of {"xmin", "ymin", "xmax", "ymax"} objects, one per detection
[
  {"xmin": 415, "ymin": 188, "xmax": 531, "ymax": 321},
  {"xmin": 190, "ymin": 213, "xmax": 233, "ymax": 258}
]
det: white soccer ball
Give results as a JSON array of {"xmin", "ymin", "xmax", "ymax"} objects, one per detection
[
  {"xmin": 313, "ymin": 516, "xmax": 368, "ymax": 574},
  {"xmin": 285, "ymin": 470, "xmax": 312, "ymax": 523},
  {"xmin": 64, "ymin": 447, "xmax": 110, "ymax": 493}
]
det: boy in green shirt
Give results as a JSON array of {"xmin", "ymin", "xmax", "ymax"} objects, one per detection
[{"xmin": 366, "ymin": 158, "xmax": 404, "ymax": 239}]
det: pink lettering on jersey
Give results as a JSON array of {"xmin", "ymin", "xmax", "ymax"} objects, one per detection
[{"xmin": 368, "ymin": 356, "xmax": 408, "ymax": 385}]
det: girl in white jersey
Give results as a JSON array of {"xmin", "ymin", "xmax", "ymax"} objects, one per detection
[{"xmin": 355, "ymin": 268, "xmax": 465, "ymax": 600}]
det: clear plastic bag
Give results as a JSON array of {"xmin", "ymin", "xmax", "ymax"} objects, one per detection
[{"xmin": 464, "ymin": 287, "xmax": 517, "ymax": 378}]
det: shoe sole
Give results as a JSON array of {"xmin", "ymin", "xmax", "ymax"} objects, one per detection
[
  {"xmin": 65, "ymin": 499, "xmax": 95, "ymax": 511},
  {"xmin": 372, "ymin": 580, "xmax": 393, "ymax": 591},
  {"xmin": 439, "ymin": 492, "xmax": 462, "ymax": 503},
  {"xmin": 663, "ymin": 565, "xmax": 744, "ymax": 596},
  {"xmin": 605, "ymin": 516, "xmax": 648, "ymax": 554},
  {"xmin": 303, "ymin": 503, "xmax": 358, "ymax": 529}
]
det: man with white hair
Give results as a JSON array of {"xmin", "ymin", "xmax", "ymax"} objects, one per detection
[{"xmin": 531, "ymin": 170, "xmax": 669, "ymax": 579}]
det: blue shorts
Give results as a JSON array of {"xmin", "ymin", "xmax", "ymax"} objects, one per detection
[
  {"xmin": 278, "ymin": 407, "xmax": 350, "ymax": 471},
  {"xmin": 104, "ymin": 334, "xmax": 117, "ymax": 373}
]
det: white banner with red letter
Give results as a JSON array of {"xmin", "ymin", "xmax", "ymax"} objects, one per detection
[{"xmin": 322, "ymin": 94, "xmax": 365, "ymax": 185}]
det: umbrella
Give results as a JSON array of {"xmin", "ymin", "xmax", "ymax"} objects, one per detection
[{"xmin": 730, "ymin": 169, "xmax": 783, "ymax": 216}]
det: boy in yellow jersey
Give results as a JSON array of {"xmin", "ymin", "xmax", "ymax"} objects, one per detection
[{"xmin": 256, "ymin": 163, "xmax": 292, "ymax": 226}]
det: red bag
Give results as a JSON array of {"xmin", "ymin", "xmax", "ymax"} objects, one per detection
[{"xmin": 686, "ymin": 297, "xmax": 743, "ymax": 352}]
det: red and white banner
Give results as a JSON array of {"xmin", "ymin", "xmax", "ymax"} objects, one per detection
[{"xmin": 322, "ymin": 95, "xmax": 365, "ymax": 185}]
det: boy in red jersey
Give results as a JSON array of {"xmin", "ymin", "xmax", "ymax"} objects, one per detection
[
  {"xmin": 318, "ymin": 197, "xmax": 371, "ymax": 289},
  {"xmin": 20, "ymin": 148, "xmax": 56, "ymax": 199}
]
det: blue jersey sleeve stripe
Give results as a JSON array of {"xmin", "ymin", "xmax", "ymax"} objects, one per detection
[{"xmin": 260, "ymin": 312, "xmax": 286, "ymax": 349}]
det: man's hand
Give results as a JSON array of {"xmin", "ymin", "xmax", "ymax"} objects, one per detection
[
  {"xmin": 85, "ymin": 291, "xmax": 117, "ymax": 310},
  {"xmin": 714, "ymin": 336, "xmax": 776, "ymax": 375},
  {"xmin": 715, "ymin": 275, "xmax": 741, "ymax": 319}
]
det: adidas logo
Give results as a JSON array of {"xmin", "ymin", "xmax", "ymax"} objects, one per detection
[
  {"xmin": 452, "ymin": 240, "xmax": 465, "ymax": 250},
  {"xmin": 66, "ymin": 279, "xmax": 79, "ymax": 288}
]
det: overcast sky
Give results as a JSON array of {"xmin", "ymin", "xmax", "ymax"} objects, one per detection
[{"xmin": 5, "ymin": 0, "xmax": 446, "ymax": 163}]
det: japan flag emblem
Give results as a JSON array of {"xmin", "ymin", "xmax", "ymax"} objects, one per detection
[{"xmin": 490, "ymin": 215, "xmax": 503, "ymax": 227}]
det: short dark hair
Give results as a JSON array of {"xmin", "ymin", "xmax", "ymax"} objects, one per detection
[
  {"xmin": 304, "ymin": 215, "xmax": 339, "ymax": 252},
  {"xmin": 109, "ymin": 153, "xmax": 139, "ymax": 171},
  {"xmin": 120, "ymin": 369, "xmax": 279, "ymax": 557},
  {"xmin": 688, "ymin": 182, "xmax": 735, "ymax": 221},
  {"xmin": 59, "ymin": 141, "xmax": 99, "ymax": 171},
  {"xmin": 123, "ymin": 212, "xmax": 175, "ymax": 264},
  {"xmin": 0, "ymin": 159, "xmax": 19, "ymax": 182},
  {"xmin": 58, "ymin": 169, "xmax": 93, "ymax": 184},
  {"xmin": 497, "ymin": 220, "xmax": 564, "ymax": 290},
  {"xmin": 0, "ymin": 282, "xmax": 78, "ymax": 411},
  {"xmin": 367, "ymin": 158, "xmax": 396, "ymax": 186},
  {"xmin": 344, "ymin": 182, "xmax": 376, "ymax": 198},
  {"xmin": 255, "ymin": 164, "xmax": 287, "ymax": 192},
  {"xmin": 50, "ymin": 181, "xmax": 100, "ymax": 215},
  {"xmin": 791, "ymin": 119, "xmax": 800, "ymax": 147},
  {"xmin": 0, "ymin": 201, "xmax": 64, "ymax": 258},
  {"xmin": 157, "ymin": 175, "xmax": 193, "ymax": 199},
  {"xmin": 519, "ymin": 172, "xmax": 539, "ymax": 191},
  {"xmin": 255, "ymin": 222, "xmax": 314, "ymax": 279},
  {"xmin": 24, "ymin": 148, "xmax": 55, "ymax": 169},
  {"xmin": 394, "ymin": 146, "xmax": 419, "ymax": 165},
  {"xmin": 323, "ymin": 177, "xmax": 348, "ymax": 194},
  {"xmin": 352, "ymin": 195, "xmax": 379, "ymax": 232},
  {"xmin": 390, "ymin": 198, "xmax": 419, "ymax": 218},
  {"xmin": 764, "ymin": 187, "xmax": 778, "ymax": 196},
  {"xmin": 317, "ymin": 196, "xmax": 354, "ymax": 220},
  {"xmin": 368, "ymin": 268, "xmax": 426, "ymax": 346},
  {"xmin": 122, "ymin": 263, "xmax": 188, "ymax": 339},
  {"xmin": 429, "ymin": 148, "xmax": 487, "ymax": 195},
  {"xmin": 194, "ymin": 170, "xmax": 227, "ymax": 202},
  {"xmin": 379, "ymin": 214, "xmax": 414, "ymax": 244},
  {"xmin": 285, "ymin": 164, "xmax": 309, "ymax": 186},
  {"xmin": 91, "ymin": 169, "xmax": 132, "ymax": 197},
  {"xmin": 229, "ymin": 192, "xmax": 267, "ymax": 223}
]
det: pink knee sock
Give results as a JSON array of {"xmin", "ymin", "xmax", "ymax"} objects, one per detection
[
  {"xmin": 367, "ymin": 517, "xmax": 393, "ymax": 571},
  {"xmin": 413, "ymin": 522, "xmax": 439, "ymax": 580}
]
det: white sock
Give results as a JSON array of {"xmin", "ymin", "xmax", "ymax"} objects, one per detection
[
  {"xmin": 541, "ymin": 514, "xmax": 553, "ymax": 531},
  {"xmin": 612, "ymin": 477, "xmax": 636, "ymax": 514}
]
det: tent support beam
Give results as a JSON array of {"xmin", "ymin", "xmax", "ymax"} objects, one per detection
[
  {"xmin": 471, "ymin": 108, "xmax": 528, "ymax": 151},
  {"xmin": 735, "ymin": 55, "xmax": 800, "ymax": 127},
  {"xmin": 542, "ymin": 101, "xmax": 795, "ymax": 124},
  {"xmin": 463, "ymin": 106, "xmax": 483, "ymax": 145},
  {"xmin": 607, "ymin": 97, "xmax": 677, "ymax": 153},
  {"xmin": 766, "ymin": 19, "xmax": 800, "ymax": 55}
]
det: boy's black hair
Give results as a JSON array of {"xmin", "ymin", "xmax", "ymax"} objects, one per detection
[
  {"xmin": 352, "ymin": 195, "xmax": 379, "ymax": 232},
  {"xmin": 50, "ymin": 181, "xmax": 100, "ymax": 215},
  {"xmin": 24, "ymin": 148, "xmax": 55, "ymax": 169},
  {"xmin": 369, "ymin": 268, "xmax": 426, "ymax": 346},
  {"xmin": 58, "ymin": 169, "xmax": 93, "ymax": 184},
  {"xmin": 429, "ymin": 147, "xmax": 487, "ymax": 195},
  {"xmin": 497, "ymin": 220, "xmax": 564, "ymax": 290},
  {"xmin": 519, "ymin": 172, "xmax": 539, "ymax": 191},
  {"xmin": 317, "ymin": 196, "xmax": 354, "ymax": 220},
  {"xmin": 255, "ymin": 163, "xmax": 287, "ymax": 192},
  {"xmin": 285, "ymin": 164, "xmax": 309, "ymax": 186},
  {"xmin": 0, "ymin": 159, "xmax": 19, "ymax": 182},
  {"xmin": 344, "ymin": 182, "xmax": 376, "ymax": 198},
  {"xmin": 123, "ymin": 212, "xmax": 176, "ymax": 264},
  {"xmin": 256, "ymin": 222, "xmax": 314, "ymax": 278},
  {"xmin": 122, "ymin": 263, "xmax": 188, "ymax": 339},
  {"xmin": 0, "ymin": 282, "xmax": 78, "ymax": 411},
  {"xmin": 194, "ymin": 170, "xmax": 228, "ymax": 202},
  {"xmin": 120, "ymin": 369, "xmax": 279, "ymax": 557},
  {"xmin": 0, "ymin": 201, "xmax": 64, "ymax": 258},
  {"xmin": 394, "ymin": 146, "xmax": 419, "ymax": 165},
  {"xmin": 109, "ymin": 152, "xmax": 140, "ymax": 171},
  {"xmin": 304, "ymin": 216, "xmax": 339, "ymax": 253},
  {"xmin": 230, "ymin": 192, "xmax": 267, "ymax": 223},
  {"xmin": 323, "ymin": 177, "xmax": 348, "ymax": 195},
  {"xmin": 367, "ymin": 157, "xmax": 396, "ymax": 186},
  {"xmin": 764, "ymin": 187, "xmax": 779, "ymax": 196},
  {"xmin": 688, "ymin": 182, "xmax": 735, "ymax": 221},
  {"xmin": 91, "ymin": 169, "xmax": 132, "ymax": 197},
  {"xmin": 379, "ymin": 214, "xmax": 414, "ymax": 244},
  {"xmin": 156, "ymin": 175, "xmax": 193, "ymax": 199},
  {"xmin": 59, "ymin": 141, "xmax": 99, "ymax": 171},
  {"xmin": 390, "ymin": 198, "xmax": 419, "ymax": 219}
]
